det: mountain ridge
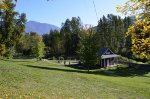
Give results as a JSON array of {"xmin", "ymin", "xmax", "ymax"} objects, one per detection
[{"xmin": 25, "ymin": 21, "xmax": 60, "ymax": 35}]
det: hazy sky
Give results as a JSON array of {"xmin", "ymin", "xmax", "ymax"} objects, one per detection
[{"xmin": 15, "ymin": 0, "xmax": 127, "ymax": 27}]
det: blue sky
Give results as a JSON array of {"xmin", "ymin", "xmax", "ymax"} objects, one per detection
[{"xmin": 15, "ymin": 0, "xmax": 127, "ymax": 27}]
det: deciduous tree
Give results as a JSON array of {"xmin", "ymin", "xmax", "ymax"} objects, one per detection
[
  {"xmin": 117, "ymin": 0, "xmax": 150, "ymax": 60},
  {"xmin": 31, "ymin": 35, "xmax": 45, "ymax": 61},
  {"xmin": 79, "ymin": 28, "xmax": 99, "ymax": 71}
]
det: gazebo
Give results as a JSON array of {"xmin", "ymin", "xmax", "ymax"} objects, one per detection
[{"xmin": 100, "ymin": 48, "xmax": 120, "ymax": 68}]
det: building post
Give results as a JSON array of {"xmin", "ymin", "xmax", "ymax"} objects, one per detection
[
  {"xmin": 117, "ymin": 57, "xmax": 118, "ymax": 65},
  {"xmin": 115, "ymin": 58, "xmax": 116, "ymax": 65},
  {"xmin": 101, "ymin": 59, "xmax": 102, "ymax": 67},
  {"xmin": 104, "ymin": 58, "xmax": 105, "ymax": 68}
]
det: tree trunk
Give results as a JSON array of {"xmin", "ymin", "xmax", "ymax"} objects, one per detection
[{"xmin": 37, "ymin": 57, "xmax": 39, "ymax": 62}]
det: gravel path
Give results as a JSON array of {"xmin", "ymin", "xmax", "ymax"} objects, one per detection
[{"xmin": 44, "ymin": 59, "xmax": 78, "ymax": 66}]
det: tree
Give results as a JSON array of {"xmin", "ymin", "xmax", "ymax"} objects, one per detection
[
  {"xmin": 31, "ymin": 34, "xmax": 45, "ymax": 61},
  {"xmin": 0, "ymin": 0, "xmax": 26, "ymax": 58},
  {"xmin": 117, "ymin": 0, "xmax": 150, "ymax": 60},
  {"xmin": 60, "ymin": 19, "xmax": 72, "ymax": 56},
  {"xmin": 49, "ymin": 30, "xmax": 62, "ymax": 56},
  {"xmin": 13, "ymin": 13, "xmax": 26, "ymax": 43},
  {"xmin": 127, "ymin": 19, "xmax": 150, "ymax": 59},
  {"xmin": 15, "ymin": 32, "xmax": 45, "ymax": 58},
  {"xmin": 1, "ymin": 0, "xmax": 17, "ymax": 58},
  {"xmin": 60, "ymin": 17, "xmax": 82, "ymax": 57},
  {"xmin": 79, "ymin": 28, "xmax": 99, "ymax": 72},
  {"xmin": 116, "ymin": 0, "xmax": 149, "ymax": 17},
  {"xmin": 97, "ymin": 14, "xmax": 125, "ymax": 53},
  {"xmin": 70, "ymin": 17, "xmax": 82, "ymax": 56},
  {"xmin": 42, "ymin": 34, "xmax": 50, "ymax": 47},
  {"xmin": 117, "ymin": 16, "xmax": 125, "ymax": 53},
  {"xmin": 123, "ymin": 16, "xmax": 133, "ymax": 57},
  {"xmin": 42, "ymin": 30, "xmax": 63, "ymax": 58}
]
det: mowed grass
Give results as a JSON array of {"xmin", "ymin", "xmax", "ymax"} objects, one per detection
[{"xmin": 0, "ymin": 59, "xmax": 150, "ymax": 99}]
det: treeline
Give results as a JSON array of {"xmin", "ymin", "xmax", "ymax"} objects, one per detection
[
  {"xmin": 97, "ymin": 14, "xmax": 132, "ymax": 56},
  {"xmin": 16, "ymin": 32, "xmax": 44, "ymax": 59},
  {"xmin": 43, "ymin": 17, "xmax": 82, "ymax": 58},
  {"xmin": 42, "ymin": 15, "xmax": 132, "ymax": 60}
]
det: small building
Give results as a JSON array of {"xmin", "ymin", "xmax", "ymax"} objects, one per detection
[{"xmin": 100, "ymin": 48, "xmax": 120, "ymax": 68}]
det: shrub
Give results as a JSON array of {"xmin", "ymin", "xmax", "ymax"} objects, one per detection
[
  {"xmin": 59, "ymin": 56, "xmax": 64, "ymax": 60},
  {"xmin": 0, "ymin": 44, "xmax": 6, "ymax": 57}
]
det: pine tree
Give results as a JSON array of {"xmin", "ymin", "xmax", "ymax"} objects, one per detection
[
  {"xmin": 60, "ymin": 17, "xmax": 82, "ymax": 57},
  {"xmin": 123, "ymin": 17, "xmax": 132, "ymax": 57},
  {"xmin": 97, "ymin": 14, "xmax": 125, "ymax": 54},
  {"xmin": 60, "ymin": 19, "xmax": 72, "ymax": 57}
]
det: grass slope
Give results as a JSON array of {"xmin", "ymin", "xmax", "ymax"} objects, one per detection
[{"xmin": 0, "ymin": 59, "xmax": 150, "ymax": 99}]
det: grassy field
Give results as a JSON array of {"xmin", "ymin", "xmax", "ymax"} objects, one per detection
[{"xmin": 0, "ymin": 59, "xmax": 150, "ymax": 99}]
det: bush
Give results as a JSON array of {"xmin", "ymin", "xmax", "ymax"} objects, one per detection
[
  {"xmin": 48, "ymin": 57, "xmax": 52, "ymax": 60},
  {"xmin": 0, "ymin": 44, "xmax": 6, "ymax": 56},
  {"xmin": 119, "ymin": 56, "xmax": 129, "ymax": 62},
  {"xmin": 148, "ymin": 60, "xmax": 150, "ymax": 64},
  {"xmin": 4, "ymin": 48, "xmax": 15, "ymax": 59},
  {"xmin": 59, "ymin": 56, "xmax": 64, "ymax": 60},
  {"xmin": 52, "ymin": 56, "xmax": 56, "ymax": 60}
]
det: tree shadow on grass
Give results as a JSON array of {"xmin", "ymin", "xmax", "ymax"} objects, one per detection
[
  {"xmin": 65, "ymin": 63, "xmax": 150, "ymax": 77},
  {"xmin": 1, "ymin": 59, "xmax": 35, "ymax": 63},
  {"xmin": 91, "ymin": 65, "xmax": 150, "ymax": 77},
  {"xmin": 24, "ymin": 64, "xmax": 87, "ymax": 74},
  {"xmin": 64, "ymin": 64, "xmax": 101, "ymax": 70},
  {"xmin": 23, "ymin": 63, "xmax": 150, "ymax": 77}
]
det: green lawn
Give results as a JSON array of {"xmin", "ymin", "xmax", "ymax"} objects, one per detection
[{"xmin": 0, "ymin": 59, "xmax": 150, "ymax": 99}]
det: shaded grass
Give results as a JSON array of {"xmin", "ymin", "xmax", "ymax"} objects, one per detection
[
  {"xmin": 0, "ymin": 59, "xmax": 150, "ymax": 98},
  {"xmin": 25, "ymin": 64, "xmax": 150, "ymax": 77}
]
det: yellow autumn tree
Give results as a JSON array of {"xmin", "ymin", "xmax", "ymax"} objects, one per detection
[
  {"xmin": 0, "ymin": 0, "xmax": 17, "ymax": 10},
  {"xmin": 117, "ymin": 0, "xmax": 150, "ymax": 60},
  {"xmin": 0, "ymin": 0, "xmax": 7, "ymax": 10}
]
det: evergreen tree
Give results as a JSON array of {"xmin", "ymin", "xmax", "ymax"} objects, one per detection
[
  {"xmin": 0, "ymin": 0, "xmax": 26, "ymax": 58},
  {"xmin": 123, "ymin": 16, "xmax": 132, "ymax": 57},
  {"xmin": 97, "ymin": 18, "xmax": 105, "ymax": 48},
  {"xmin": 49, "ymin": 30, "xmax": 62, "ymax": 57},
  {"xmin": 97, "ymin": 14, "xmax": 125, "ymax": 54},
  {"xmin": 42, "ymin": 30, "xmax": 63, "ymax": 58},
  {"xmin": 117, "ymin": 16, "xmax": 125, "ymax": 53},
  {"xmin": 60, "ymin": 19, "xmax": 72, "ymax": 56},
  {"xmin": 60, "ymin": 17, "xmax": 82, "ymax": 57},
  {"xmin": 1, "ymin": 0, "xmax": 17, "ymax": 58}
]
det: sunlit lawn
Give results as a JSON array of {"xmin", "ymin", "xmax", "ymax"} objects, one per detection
[{"xmin": 0, "ymin": 59, "xmax": 150, "ymax": 99}]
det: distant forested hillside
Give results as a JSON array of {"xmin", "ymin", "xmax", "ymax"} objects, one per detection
[{"xmin": 25, "ymin": 21, "xmax": 60, "ymax": 35}]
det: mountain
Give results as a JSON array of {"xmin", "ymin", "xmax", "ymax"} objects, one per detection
[{"xmin": 25, "ymin": 21, "xmax": 60, "ymax": 35}]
